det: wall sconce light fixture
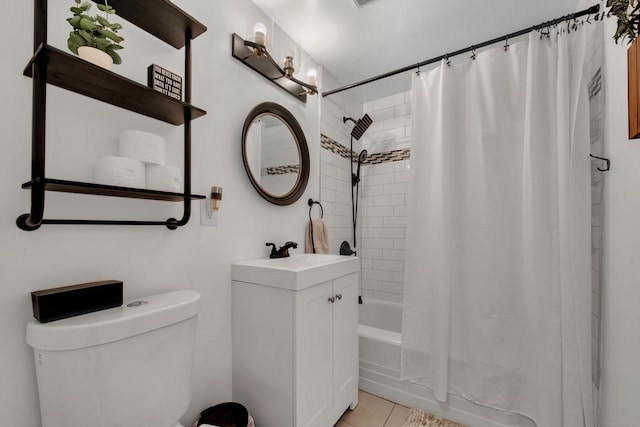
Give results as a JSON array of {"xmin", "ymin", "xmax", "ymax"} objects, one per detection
[
  {"xmin": 231, "ymin": 29, "xmax": 318, "ymax": 102},
  {"xmin": 201, "ymin": 185, "xmax": 222, "ymax": 226},
  {"xmin": 210, "ymin": 186, "xmax": 222, "ymax": 211}
]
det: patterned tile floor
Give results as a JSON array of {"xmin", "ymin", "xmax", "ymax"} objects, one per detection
[{"xmin": 335, "ymin": 390, "xmax": 409, "ymax": 427}]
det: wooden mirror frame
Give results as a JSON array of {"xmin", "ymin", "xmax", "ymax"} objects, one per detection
[{"xmin": 241, "ymin": 102, "xmax": 310, "ymax": 205}]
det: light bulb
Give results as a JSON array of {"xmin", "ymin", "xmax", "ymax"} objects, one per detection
[
  {"xmin": 307, "ymin": 68, "xmax": 318, "ymax": 87},
  {"xmin": 253, "ymin": 22, "xmax": 267, "ymax": 47}
]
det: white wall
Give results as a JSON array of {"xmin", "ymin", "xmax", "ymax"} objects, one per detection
[
  {"xmin": 575, "ymin": 1, "xmax": 640, "ymax": 425},
  {"xmin": 599, "ymin": 8, "xmax": 640, "ymax": 427},
  {"xmin": 0, "ymin": 1, "xmax": 320, "ymax": 426}
]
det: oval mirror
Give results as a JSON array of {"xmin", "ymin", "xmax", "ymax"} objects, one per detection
[{"xmin": 242, "ymin": 102, "xmax": 310, "ymax": 205}]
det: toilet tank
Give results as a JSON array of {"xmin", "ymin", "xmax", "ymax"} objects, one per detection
[{"xmin": 26, "ymin": 290, "xmax": 201, "ymax": 427}]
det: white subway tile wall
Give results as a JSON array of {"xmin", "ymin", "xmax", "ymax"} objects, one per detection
[
  {"xmin": 320, "ymin": 93, "xmax": 363, "ymax": 256},
  {"xmin": 320, "ymin": 140, "xmax": 354, "ymax": 253},
  {"xmin": 357, "ymin": 92, "xmax": 412, "ymax": 303},
  {"xmin": 320, "ymin": 91, "xmax": 413, "ymax": 303}
]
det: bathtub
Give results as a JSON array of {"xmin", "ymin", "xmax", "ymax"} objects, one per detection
[{"xmin": 358, "ymin": 299, "xmax": 535, "ymax": 427}]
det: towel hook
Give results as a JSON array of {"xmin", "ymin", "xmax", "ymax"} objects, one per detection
[{"xmin": 590, "ymin": 154, "xmax": 610, "ymax": 172}]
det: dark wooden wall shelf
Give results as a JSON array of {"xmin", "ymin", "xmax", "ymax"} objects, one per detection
[
  {"xmin": 91, "ymin": 0, "xmax": 206, "ymax": 49},
  {"xmin": 22, "ymin": 178, "xmax": 206, "ymax": 202},
  {"xmin": 25, "ymin": 44, "xmax": 206, "ymax": 125},
  {"xmin": 18, "ymin": 0, "xmax": 207, "ymax": 231}
]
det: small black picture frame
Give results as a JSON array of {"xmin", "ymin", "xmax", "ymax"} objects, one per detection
[{"xmin": 147, "ymin": 64, "xmax": 182, "ymax": 101}]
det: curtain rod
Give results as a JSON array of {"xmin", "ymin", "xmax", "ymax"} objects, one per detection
[{"xmin": 322, "ymin": 4, "xmax": 601, "ymax": 98}]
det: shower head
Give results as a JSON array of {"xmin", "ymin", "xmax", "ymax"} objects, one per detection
[
  {"xmin": 353, "ymin": 149, "xmax": 368, "ymax": 187},
  {"xmin": 358, "ymin": 149, "xmax": 368, "ymax": 164},
  {"xmin": 343, "ymin": 114, "xmax": 373, "ymax": 140}
]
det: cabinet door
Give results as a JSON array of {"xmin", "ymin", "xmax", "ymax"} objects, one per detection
[
  {"xmin": 296, "ymin": 281, "xmax": 333, "ymax": 427},
  {"xmin": 332, "ymin": 273, "xmax": 359, "ymax": 419}
]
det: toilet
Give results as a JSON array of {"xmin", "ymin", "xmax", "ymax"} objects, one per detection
[{"xmin": 26, "ymin": 289, "xmax": 201, "ymax": 427}]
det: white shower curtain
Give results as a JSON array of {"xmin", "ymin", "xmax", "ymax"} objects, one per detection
[{"xmin": 402, "ymin": 24, "xmax": 598, "ymax": 427}]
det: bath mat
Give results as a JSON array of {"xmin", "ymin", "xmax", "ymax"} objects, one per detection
[{"xmin": 401, "ymin": 408, "xmax": 466, "ymax": 427}]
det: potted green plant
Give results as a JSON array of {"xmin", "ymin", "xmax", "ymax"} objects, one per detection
[
  {"xmin": 66, "ymin": 0, "xmax": 124, "ymax": 69},
  {"xmin": 607, "ymin": 0, "xmax": 640, "ymax": 44}
]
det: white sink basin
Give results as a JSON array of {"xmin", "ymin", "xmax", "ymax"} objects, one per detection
[{"xmin": 231, "ymin": 254, "xmax": 359, "ymax": 291}]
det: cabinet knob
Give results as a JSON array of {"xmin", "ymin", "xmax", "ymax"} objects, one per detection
[
  {"xmin": 335, "ymin": 293, "xmax": 342, "ymax": 301},
  {"xmin": 328, "ymin": 296, "xmax": 336, "ymax": 303}
]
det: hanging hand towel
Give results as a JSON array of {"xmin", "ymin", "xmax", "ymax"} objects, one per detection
[{"xmin": 305, "ymin": 218, "xmax": 329, "ymax": 254}]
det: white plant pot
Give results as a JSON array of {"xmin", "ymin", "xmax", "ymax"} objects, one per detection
[{"xmin": 77, "ymin": 46, "xmax": 113, "ymax": 70}]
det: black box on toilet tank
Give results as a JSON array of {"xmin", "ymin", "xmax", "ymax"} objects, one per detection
[{"xmin": 31, "ymin": 280, "xmax": 123, "ymax": 323}]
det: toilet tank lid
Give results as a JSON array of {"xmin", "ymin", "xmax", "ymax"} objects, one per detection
[{"xmin": 26, "ymin": 290, "xmax": 200, "ymax": 351}]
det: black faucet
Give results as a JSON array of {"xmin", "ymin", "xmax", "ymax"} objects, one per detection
[{"xmin": 266, "ymin": 241, "xmax": 298, "ymax": 258}]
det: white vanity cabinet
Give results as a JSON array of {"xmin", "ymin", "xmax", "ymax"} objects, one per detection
[{"xmin": 231, "ymin": 254, "xmax": 359, "ymax": 427}]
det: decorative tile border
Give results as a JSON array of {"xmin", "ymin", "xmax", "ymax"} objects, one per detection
[
  {"xmin": 261, "ymin": 164, "xmax": 300, "ymax": 176},
  {"xmin": 365, "ymin": 148, "xmax": 411, "ymax": 164},
  {"xmin": 321, "ymin": 134, "xmax": 353, "ymax": 159},
  {"xmin": 321, "ymin": 134, "xmax": 410, "ymax": 164}
]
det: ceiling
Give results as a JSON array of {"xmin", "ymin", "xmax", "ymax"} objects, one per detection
[{"xmin": 251, "ymin": 0, "xmax": 585, "ymax": 102}]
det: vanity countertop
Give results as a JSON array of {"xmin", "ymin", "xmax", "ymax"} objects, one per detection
[{"xmin": 231, "ymin": 254, "xmax": 359, "ymax": 291}]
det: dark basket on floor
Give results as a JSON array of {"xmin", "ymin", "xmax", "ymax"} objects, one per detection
[{"xmin": 197, "ymin": 402, "xmax": 249, "ymax": 427}]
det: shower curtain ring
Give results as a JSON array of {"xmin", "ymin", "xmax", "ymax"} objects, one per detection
[
  {"xmin": 445, "ymin": 54, "xmax": 451, "ymax": 67},
  {"xmin": 416, "ymin": 63, "xmax": 421, "ymax": 75},
  {"xmin": 503, "ymin": 36, "xmax": 509, "ymax": 51},
  {"xmin": 471, "ymin": 47, "xmax": 477, "ymax": 60},
  {"xmin": 540, "ymin": 25, "xmax": 550, "ymax": 39}
]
